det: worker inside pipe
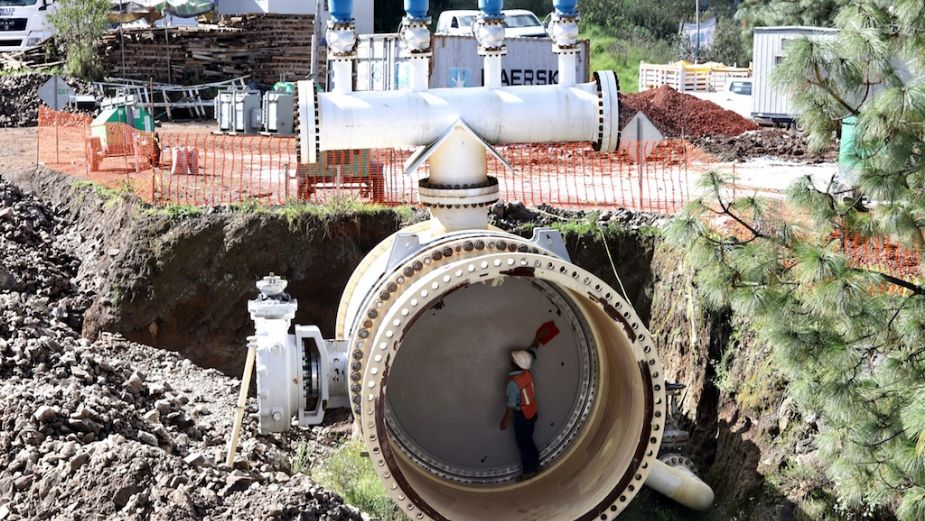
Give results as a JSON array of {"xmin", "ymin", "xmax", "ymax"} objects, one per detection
[{"xmin": 499, "ymin": 321, "xmax": 560, "ymax": 481}]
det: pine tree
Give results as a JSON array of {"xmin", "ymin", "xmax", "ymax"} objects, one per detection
[{"xmin": 666, "ymin": 1, "xmax": 925, "ymax": 518}]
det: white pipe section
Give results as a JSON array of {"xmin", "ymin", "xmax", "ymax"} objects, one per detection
[
  {"xmin": 558, "ymin": 53, "xmax": 577, "ymax": 87},
  {"xmin": 318, "ymin": 83, "xmax": 599, "ymax": 149},
  {"xmin": 427, "ymin": 128, "xmax": 489, "ymax": 233},
  {"xmin": 484, "ymin": 54, "xmax": 503, "ymax": 88},
  {"xmin": 331, "ymin": 60, "xmax": 353, "ymax": 93},
  {"xmin": 645, "ymin": 460, "xmax": 716, "ymax": 511},
  {"xmin": 409, "ymin": 58, "xmax": 429, "ymax": 91}
]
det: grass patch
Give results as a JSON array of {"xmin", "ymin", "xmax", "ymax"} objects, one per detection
[
  {"xmin": 159, "ymin": 204, "xmax": 204, "ymax": 219},
  {"xmin": 581, "ymin": 24, "xmax": 676, "ymax": 93},
  {"xmin": 311, "ymin": 440, "xmax": 402, "ymax": 521},
  {"xmin": 72, "ymin": 179, "xmax": 135, "ymax": 208}
]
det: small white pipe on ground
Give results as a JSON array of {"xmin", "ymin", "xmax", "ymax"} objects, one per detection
[
  {"xmin": 558, "ymin": 52, "xmax": 577, "ymax": 87},
  {"xmin": 645, "ymin": 459, "xmax": 716, "ymax": 511},
  {"xmin": 484, "ymin": 54, "xmax": 503, "ymax": 88}
]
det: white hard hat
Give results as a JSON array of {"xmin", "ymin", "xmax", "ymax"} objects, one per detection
[{"xmin": 511, "ymin": 350, "xmax": 532, "ymax": 370}]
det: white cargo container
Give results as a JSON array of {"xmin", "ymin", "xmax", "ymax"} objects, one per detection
[
  {"xmin": 351, "ymin": 34, "xmax": 588, "ymax": 91},
  {"xmin": 752, "ymin": 26, "xmax": 837, "ymax": 124}
]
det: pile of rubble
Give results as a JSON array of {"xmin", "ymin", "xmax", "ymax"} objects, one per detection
[
  {"xmin": 490, "ymin": 200, "xmax": 664, "ymax": 231},
  {"xmin": 0, "ymin": 73, "xmax": 91, "ymax": 128},
  {"xmin": 692, "ymin": 128, "xmax": 839, "ymax": 163},
  {"xmin": 620, "ymin": 85, "xmax": 759, "ymax": 138},
  {"xmin": 0, "ymin": 177, "xmax": 364, "ymax": 520}
]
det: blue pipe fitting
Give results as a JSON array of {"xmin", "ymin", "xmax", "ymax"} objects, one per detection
[
  {"xmin": 404, "ymin": 0, "xmax": 429, "ymax": 20},
  {"xmin": 479, "ymin": 0, "xmax": 503, "ymax": 18},
  {"xmin": 553, "ymin": 0, "xmax": 578, "ymax": 16},
  {"xmin": 328, "ymin": 0, "xmax": 354, "ymax": 23}
]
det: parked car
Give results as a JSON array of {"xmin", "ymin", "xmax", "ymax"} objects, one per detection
[
  {"xmin": 435, "ymin": 9, "xmax": 547, "ymax": 39},
  {"xmin": 689, "ymin": 78, "xmax": 753, "ymax": 121}
]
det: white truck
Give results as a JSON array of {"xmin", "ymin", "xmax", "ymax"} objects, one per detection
[
  {"xmin": 0, "ymin": 0, "xmax": 57, "ymax": 53},
  {"xmin": 435, "ymin": 9, "xmax": 547, "ymax": 38}
]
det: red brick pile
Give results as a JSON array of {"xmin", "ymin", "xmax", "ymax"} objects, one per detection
[{"xmin": 620, "ymin": 85, "xmax": 759, "ymax": 138}]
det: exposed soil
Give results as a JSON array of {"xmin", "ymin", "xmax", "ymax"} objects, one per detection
[
  {"xmin": 621, "ymin": 85, "xmax": 760, "ymax": 138},
  {"xmin": 692, "ymin": 128, "xmax": 840, "ymax": 163}
]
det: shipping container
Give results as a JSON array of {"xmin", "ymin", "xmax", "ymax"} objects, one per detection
[
  {"xmin": 349, "ymin": 34, "xmax": 589, "ymax": 91},
  {"xmin": 752, "ymin": 26, "xmax": 837, "ymax": 124}
]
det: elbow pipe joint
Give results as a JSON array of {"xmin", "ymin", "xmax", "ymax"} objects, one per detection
[{"xmin": 548, "ymin": 12, "xmax": 580, "ymax": 51}]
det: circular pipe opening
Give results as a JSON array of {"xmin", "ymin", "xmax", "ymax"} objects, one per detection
[{"xmin": 358, "ymin": 253, "xmax": 664, "ymax": 521}]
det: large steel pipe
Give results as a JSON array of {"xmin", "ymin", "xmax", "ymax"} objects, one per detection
[{"xmin": 336, "ymin": 229, "xmax": 669, "ymax": 520}]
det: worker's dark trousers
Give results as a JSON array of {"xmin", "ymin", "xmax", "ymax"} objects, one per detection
[{"xmin": 514, "ymin": 410, "xmax": 540, "ymax": 475}]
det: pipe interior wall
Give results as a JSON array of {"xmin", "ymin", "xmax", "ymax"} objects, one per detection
[{"xmin": 317, "ymin": 83, "xmax": 599, "ymax": 149}]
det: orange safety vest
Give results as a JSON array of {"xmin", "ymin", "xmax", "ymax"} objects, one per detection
[{"xmin": 510, "ymin": 370, "xmax": 537, "ymax": 420}]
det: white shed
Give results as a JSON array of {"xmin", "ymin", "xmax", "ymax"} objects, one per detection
[{"xmin": 752, "ymin": 26, "xmax": 837, "ymax": 124}]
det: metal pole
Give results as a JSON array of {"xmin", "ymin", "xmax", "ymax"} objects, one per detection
[
  {"xmin": 694, "ymin": 0, "xmax": 700, "ymax": 63},
  {"xmin": 119, "ymin": 0, "xmax": 126, "ymax": 76},
  {"xmin": 165, "ymin": 16, "xmax": 172, "ymax": 85},
  {"xmin": 54, "ymin": 83, "xmax": 59, "ymax": 164}
]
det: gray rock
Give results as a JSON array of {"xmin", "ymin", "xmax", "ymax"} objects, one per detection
[
  {"xmin": 183, "ymin": 452, "xmax": 206, "ymax": 467},
  {"xmin": 125, "ymin": 372, "xmax": 144, "ymax": 393},
  {"xmin": 136, "ymin": 430, "xmax": 158, "ymax": 447},
  {"xmin": 13, "ymin": 475, "xmax": 33, "ymax": 491},
  {"xmin": 33, "ymin": 405, "xmax": 57, "ymax": 423},
  {"xmin": 219, "ymin": 475, "xmax": 255, "ymax": 497},
  {"xmin": 68, "ymin": 453, "xmax": 89, "ymax": 471}
]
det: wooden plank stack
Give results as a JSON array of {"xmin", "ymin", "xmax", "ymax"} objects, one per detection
[{"xmin": 101, "ymin": 14, "xmax": 322, "ymax": 87}]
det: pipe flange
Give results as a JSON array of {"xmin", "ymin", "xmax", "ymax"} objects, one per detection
[
  {"xmin": 358, "ymin": 252, "xmax": 666, "ymax": 520},
  {"xmin": 417, "ymin": 181, "xmax": 500, "ymax": 208},
  {"xmin": 659, "ymin": 453, "xmax": 698, "ymax": 474},
  {"xmin": 593, "ymin": 70, "xmax": 621, "ymax": 153},
  {"xmin": 296, "ymin": 81, "xmax": 320, "ymax": 164},
  {"xmin": 418, "ymin": 176, "xmax": 499, "ymax": 190}
]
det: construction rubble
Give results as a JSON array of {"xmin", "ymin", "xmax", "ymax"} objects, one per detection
[{"xmin": 0, "ymin": 178, "xmax": 364, "ymax": 521}]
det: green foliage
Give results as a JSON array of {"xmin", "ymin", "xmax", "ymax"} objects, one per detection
[
  {"xmin": 312, "ymin": 440, "xmax": 402, "ymax": 521},
  {"xmin": 667, "ymin": 170, "xmax": 925, "ymax": 517},
  {"xmin": 73, "ymin": 179, "xmax": 135, "ymax": 208},
  {"xmin": 582, "ymin": 24, "xmax": 675, "ymax": 92},
  {"xmin": 581, "ymin": 0, "xmax": 693, "ymax": 40},
  {"xmin": 737, "ymin": 0, "xmax": 851, "ymax": 28},
  {"xmin": 159, "ymin": 204, "xmax": 204, "ymax": 220},
  {"xmin": 47, "ymin": 0, "xmax": 110, "ymax": 80}
]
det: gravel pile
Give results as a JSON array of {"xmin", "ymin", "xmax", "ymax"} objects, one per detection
[
  {"xmin": 0, "ymin": 73, "xmax": 93, "ymax": 128},
  {"xmin": 620, "ymin": 85, "xmax": 760, "ymax": 138},
  {"xmin": 0, "ymin": 177, "xmax": 364, "ymax": 521},
  {"xmin": 692, "ymin": 128, "xmax": 839, "ymax": 163}
]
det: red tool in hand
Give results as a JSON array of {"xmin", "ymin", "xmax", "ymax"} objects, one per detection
[{"xmin": 535, "ymin": 321, "xmax": 560, "ymax": 346}]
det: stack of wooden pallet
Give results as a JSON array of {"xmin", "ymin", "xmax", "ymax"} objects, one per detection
[{"xmin": 101, "ymin": 14, "xmax": 320, "ymax": 86}]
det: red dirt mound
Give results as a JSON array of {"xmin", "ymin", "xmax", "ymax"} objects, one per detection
[{"xmin": 620, "ymin": 85, "xmax": 759, "ymax": 138}]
